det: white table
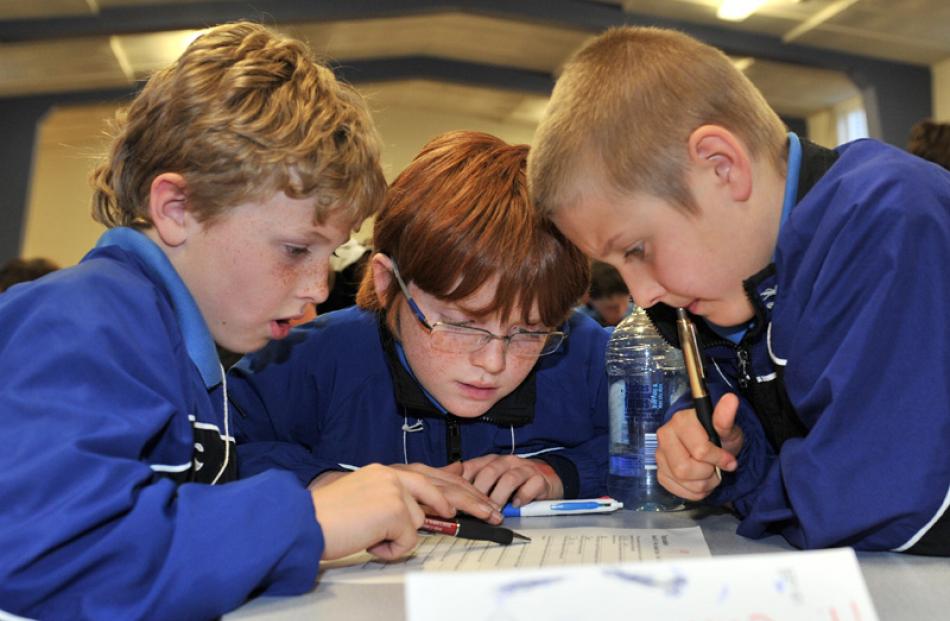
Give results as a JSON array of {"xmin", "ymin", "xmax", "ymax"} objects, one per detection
[{"xmin": 227, "ymin": 507, "xmax": 950, "ymax": 620}]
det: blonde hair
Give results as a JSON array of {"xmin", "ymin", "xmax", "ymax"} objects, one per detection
[
  {"xmin": 91, "ymin": 21, "xmax": 385, "ymax": 229},
  {"xmin": 356, "ymin": 131, "xmax": 589, "ymax": 329},
  {"xmin": 529, "ymin": 26, "xmax": 787, "ymax": 215}
]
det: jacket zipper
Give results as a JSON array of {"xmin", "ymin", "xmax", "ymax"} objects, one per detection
[{"xmin": 446, "ymin": 416, "xmax": 462, "ymax": 463}]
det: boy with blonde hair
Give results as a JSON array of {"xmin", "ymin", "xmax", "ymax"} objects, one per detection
[
  {"xmin": 529, "ymin": 26, "xmax": 950, "ymax": 554},
  {"xmin": 0, "ymin": 22, "xmax": 467, "ymax": 619}
]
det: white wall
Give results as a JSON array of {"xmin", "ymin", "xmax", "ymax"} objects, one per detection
[
  {"xmin": 932, "ymin": 57, "xmax": 950, "ymax": 122},
  {"xmin": 21, "ymin": 104, "xmax": 114, "ymax": 267},
  {"xmin": 805, "ymin": 108, "xmax": 838, "ymax": 148}
]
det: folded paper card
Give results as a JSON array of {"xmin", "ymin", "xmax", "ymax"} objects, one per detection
[{"xmin": 405, "ymin": 547, "xmax": 878, "ymax": 621}]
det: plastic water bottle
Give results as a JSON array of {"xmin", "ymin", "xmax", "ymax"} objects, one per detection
[{"xmin": 606, "ymin": 306, "xmax": 688, "ymax": 511}]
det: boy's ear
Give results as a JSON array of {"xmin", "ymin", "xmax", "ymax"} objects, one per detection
[
  {"xmin": 687, "ymin": 125, "xmax": 753, "ymax": 202},
  {"xmin": 370, "ymin": 252, "xmax": 395, "ymax": 306},
  {"xmin": 148, "ymin": 173, "xmax": 191, "ymax": 247}
]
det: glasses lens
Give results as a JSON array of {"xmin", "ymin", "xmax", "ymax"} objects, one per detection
[
  {"xmin": 429, "ymin": 324, "xmax": 489, "ymax": 353},
  {"xmin": 509, "ymin": 332, "xmax": 564, "ymax": 358},
  {"xmin": 507, "ymin": 333, "xmax": 547, "ymax": 357}
]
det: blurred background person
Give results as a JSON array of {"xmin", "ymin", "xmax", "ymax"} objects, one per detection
[
  {"xmin": 0, "ymin": 257, "xmax": 59, "ymax": 293},
  {"xmin": 577, "ymin": 261, "xmax": 632, "ymax": 327},
  {"xmin": 907, "ymin": 119, "xmax": 950, "ymax": 170}
]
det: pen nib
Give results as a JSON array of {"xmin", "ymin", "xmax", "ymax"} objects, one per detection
[{"xmin": 511, "ymin": 531, "xmax": 532, "ymax": 543}]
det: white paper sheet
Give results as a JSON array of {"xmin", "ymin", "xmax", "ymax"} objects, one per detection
[
  {"xmin": 405, "ymin": 547, "xmax": 878, "ymax": 621},
  {"xmin": 319, "ymin": 527, "xmax": 709, "ymax": 584}
]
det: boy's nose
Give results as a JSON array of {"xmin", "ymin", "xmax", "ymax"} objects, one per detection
[
  {"xmin": 624, "ymin": 271, "xmax": 665, "ymax": 309},
  {"xmin": 300, "ymin": 265, "xmax": 330, "ymax": 305},
  {"xmin": 470, "ymin": 337, "xmax": 507, "ymax": 374}
]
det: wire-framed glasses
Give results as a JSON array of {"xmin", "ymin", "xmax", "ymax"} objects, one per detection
[{"xmin": 389, "ymin": 259, "xmax": 565, "ymax": 359}]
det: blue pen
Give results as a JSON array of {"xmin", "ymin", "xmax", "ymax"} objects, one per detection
[{"xmin": 502, "ymin": 497, "xmax": 624, "ymax": 517}]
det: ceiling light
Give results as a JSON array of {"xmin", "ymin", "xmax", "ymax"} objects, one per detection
[
  {"xmin": 732, "ymin": 57, "xmax": 756, "ymax": 72},
  {"xmin": 717, "ymin": 0, "xmax": 768, "ymax": 22}
]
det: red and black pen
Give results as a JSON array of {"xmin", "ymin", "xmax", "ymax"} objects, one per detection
[{"xmin": 421, "ymin": 515, "xmax": 531, "ymax": 545}]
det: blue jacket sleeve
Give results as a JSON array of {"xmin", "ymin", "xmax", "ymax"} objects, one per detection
[
  {"xmin": 0, "ymin": 279, "xmax": 322, "ymax": 620},
  {"xmin": 712, "ymin": 164, "xmax": 950, "ymax": 552}
]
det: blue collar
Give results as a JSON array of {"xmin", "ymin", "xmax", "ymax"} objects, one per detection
[
  {"xmin": 96, "ymin": 227, "xmax": 222, "ymax": 388},
  {"xmin": 778, "ymin": 131, "xmax": 802, "ymax": 245},
  {"xmin": 705, "ymin": 132, "xmax": 801, "ymax": 345}
]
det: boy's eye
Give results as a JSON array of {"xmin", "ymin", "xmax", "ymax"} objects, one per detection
[
  {"xmin": 284, "ymin": 245, "xmax": 311, "ymax": 259},
  {"xmin": 623, "ymin": 243, "xmax": 645, "ymax": 261}
]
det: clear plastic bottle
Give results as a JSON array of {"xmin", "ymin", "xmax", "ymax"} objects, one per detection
[{"xmin": 606, "ymin": 306, "xmax": 687, "ymax": 511}]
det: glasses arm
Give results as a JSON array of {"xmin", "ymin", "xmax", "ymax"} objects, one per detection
[{"xmin": 389, "ymin": 257, "xmax": 433, "ymax": 330}]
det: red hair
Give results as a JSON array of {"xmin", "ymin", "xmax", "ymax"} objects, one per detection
[{"xmin": 357, "ymin": 130, "xmax": 589, "ymax": 327}]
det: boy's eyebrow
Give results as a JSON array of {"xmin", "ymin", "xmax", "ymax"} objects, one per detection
[
  {"xmin": 597, "ymin": 233, "xmax": 624, "ymax": 259},
  {"xmin": 291, "ymin": 228, "xmax": 333, "ymax": 245}
]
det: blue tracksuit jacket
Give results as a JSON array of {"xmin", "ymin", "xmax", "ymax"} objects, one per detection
[
  {"xmin": 648, "ymin": 139, "xmax": 950, "ymax": 554},
  {"xmin": 229, "ymin": 306, "xmax": 610, "ymax": 500},
  {"xmin": 0, "ymin": 228, "xmax": 322, "ymax": 620}
]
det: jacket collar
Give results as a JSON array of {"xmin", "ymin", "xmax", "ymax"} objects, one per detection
[{"xmin": 95, "ymin": 227, "xmax": 222, "ymax": 388}]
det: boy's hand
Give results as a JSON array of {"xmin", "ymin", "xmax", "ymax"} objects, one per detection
[
  {"xmin": 459, "ymin": 454, "xmax": 564, "ymax": 508},
  {"xmin": 310, "ymin": 463, "xmax": 454, "ymax": 561},
  {"xmin": 389, "ymin": 462, "xmax": 503, "ymax": 524},
  {"xmin": 655, "ymin": 393, "xmax": 742, "ymax": 501}
]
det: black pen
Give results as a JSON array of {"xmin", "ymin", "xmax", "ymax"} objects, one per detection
[
  {"xmin": 421, "ymin": 515, "xmax": 531, "ymax": 545},
  {"xmin": 676, "ymin": 308, "xmax": 722, "ymax": 456}
]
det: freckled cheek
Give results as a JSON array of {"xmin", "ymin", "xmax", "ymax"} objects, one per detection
[
  {"xmin": 504, "ymin": 357, "xmax": 536, "ymax": 386},
  {"xmin": 269, "ymin": 263, "xmax": 302, "ymax": 293}
]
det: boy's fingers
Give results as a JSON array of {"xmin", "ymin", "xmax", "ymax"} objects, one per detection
[
  {"xmin": 656, "ymin": 469, "xmax": 711, "ymax": 502},
  {"xmin": 486, "ymin": 467, "xmax": 532, "ymax": 507},
  {"xmin": 712, "ymin": 393, "xmax": 740, "ymax": 437},
  {"xmin": 396, "ymin": 471, "xmax": 455, "ymax": 518},
  {"xmin": 436, "ymin": 487, "xmax": 501, "ymax": 523},
  {"xmin": 459, "ymin": 454, "xmax": 493, "ymax": 480},
  {"xmin": 712, "ymin": 393, "xmax": 743, "ymax": 467},
  {"xmin": 367, "ymin": 528, "xmax": 419, "ymax": 561},
  {"xmin": 510, "ymin": 475, "xmax": 547, "ymax": 508},
  {"xmin": 471, "ymin": 459, "xmax": 509, "ymax": 495},
  {"xmin": 441, "ymin": 461, "xmax": 464, "ymax": 476},
  {"xmin": 658, "ymin": 413, "xmax": 715, "ymax": 475}
]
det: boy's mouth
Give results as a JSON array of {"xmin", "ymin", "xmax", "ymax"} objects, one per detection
[
  {"xmin": 270, "ymin": 318, "xmax": 293, "ymax": 340},
  {"xmin": 457, "ymin": 381, "xmax": 499, "ymax": 400}
]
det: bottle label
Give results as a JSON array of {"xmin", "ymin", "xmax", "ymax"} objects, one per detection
[
  {"xmin": 631, "ymin": 377, "xmax": 665, "ymax": 413},
  {"xmin": 608, "ymin": 380, "xmax": 628, "ymax": 445},
  {"xmin": 643, "ymin": 432, "xmax": 658, "ymax": 470}
]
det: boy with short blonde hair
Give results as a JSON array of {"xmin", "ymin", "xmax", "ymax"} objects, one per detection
[
  {"xmin": 0, "ymin": 22, "xmax": 461, "ymax": 619},
  {"xmin": 529, "ymin": 26, "xmax": 950, "ymax": 555},
  {"xmin": 531, "ymin": 27, "xmax": 786, "ymax": 215}
]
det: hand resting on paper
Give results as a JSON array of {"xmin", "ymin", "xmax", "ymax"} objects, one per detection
[
  {"xmin": 389, "ymin": 462, "xmax": 503, "ymax": 524},
  {"xmin": 459, "ymin": 454, "xmax": 564, "ymax": 508},
  {"xmin": 312, "ymin": 462, "xmax": 502, "ymax": 525},
  {"xmin": 309, "ymin": 463, "xmax": 455, "ymax": 561},
  {"xmin": 655, "ymin": 393, "xmax": 743, "ymax": 501}
]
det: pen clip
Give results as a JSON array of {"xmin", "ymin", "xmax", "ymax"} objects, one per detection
[{"xmin": 686, "ymin": 321, "xmax": 705, "ymax": 381}]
